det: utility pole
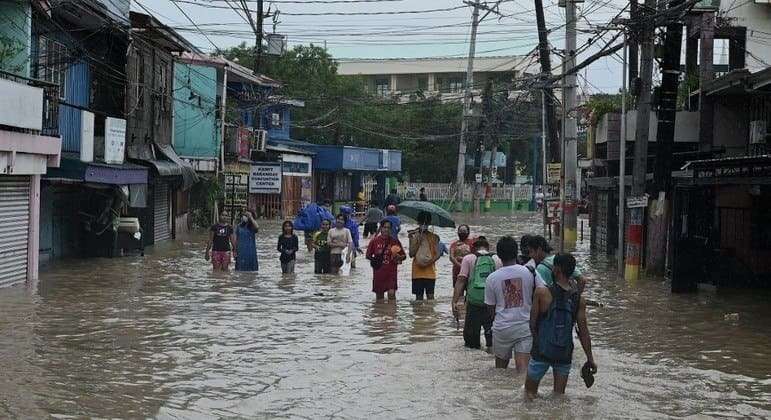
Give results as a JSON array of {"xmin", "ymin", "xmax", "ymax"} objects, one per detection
[
  {"xmin": 255, "ymin": 0, "xmax": 264, "ymax": 74},
  {"xmin": 534, "ymin": 0, "xmax": 559, "ymax": 163},
  {"xmin": 561, "ymin": 0, "xmax": 579, "ymax": 250},
  {"xmin": 628, "ymin": 0, "xmax": 639, "ymax": 86},
  {"xmin": 651, "ymin": 0, "xmax": 684, "ymax": 276},
  {"xmin": 625, "ymin": 0, "xmax": 656, "ymax": 281},
  {"xmin": 618, "ymin": 29, "xmax": 628, "ymax": 276},
  {"xmin": 456, "ymin": 1, "xmax": 480, "ymax": 213}
]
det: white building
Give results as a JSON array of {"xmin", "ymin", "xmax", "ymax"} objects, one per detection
[{"xmin": 336, "ymin": 55, "xmax": 538, "ymax": 102}]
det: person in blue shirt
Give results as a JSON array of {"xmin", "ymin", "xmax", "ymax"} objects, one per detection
[
  {"xmin": 526, "ymin": 235, "xmax": 586, "ymax": 291},
  {"xmin": 340, "ymin": 206, "xmax": 363, "ymax": 268},
  {"xmin": 383, "ymin": 204, "xmax": 401, "ymax": 238}
]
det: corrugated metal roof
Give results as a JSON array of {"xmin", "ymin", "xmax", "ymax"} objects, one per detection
[{"xmin": 176, "ymin": 52, "xmax": 282, "ymax": 87}]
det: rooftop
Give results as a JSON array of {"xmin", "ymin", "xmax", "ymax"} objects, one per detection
[{"xmin": 336, "ymin": 55, "xmax": 537, "ymax": 76}]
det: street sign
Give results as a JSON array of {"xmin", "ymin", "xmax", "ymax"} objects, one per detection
[
  {"xmin": 547, "ymin": 163, "xmax": 561, "ymax": 184},
  {"xmin": 249, "ymin": 162, "xmax": 282, "ymax": 194},
  {"xmin": 627, "ymin": 194, "xmax": 649, "ymax": 208}
]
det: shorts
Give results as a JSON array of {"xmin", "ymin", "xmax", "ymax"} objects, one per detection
[
  {"xmin": 330, "ymin": 253, "xmax": 344, "ymax": 268},
  {"xmin": 527, "ymin": 358, "xmax": 572, "ymax": 381},
  {"xmin": 492, "ymin": 324, "xmax": 533, "ymax": 361},
  {"xmin": 363, "ymin": 222, "xmax": 379, "ymax": 236},
  {"xmin": 211, "ymin": 251, "xmax": 231, "ymax": 269},
  {"xmin": 412, "ymin": 278, "xmax": 436, "ymax": 296}
]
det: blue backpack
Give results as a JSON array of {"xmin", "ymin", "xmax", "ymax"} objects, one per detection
[{"xmin": 534, "ymin": 281, "xmax": 580, "ymax": 364}]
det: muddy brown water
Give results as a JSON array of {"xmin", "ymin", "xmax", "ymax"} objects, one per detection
[{"xmin": 1, "ymin": 213, "xmax": 769, "ymax": 419}]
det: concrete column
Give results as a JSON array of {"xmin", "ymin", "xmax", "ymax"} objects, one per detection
[
  {"xmin": 390, "ymin": 74, "xmax": 397, "ymax": 93},
  {"xmin": 428, "ymin": 73, "xmax": 436, "ymax": 93},
  {"xmin": 27, "ymin": 174, "xmax": 40, "ymax": 281}
]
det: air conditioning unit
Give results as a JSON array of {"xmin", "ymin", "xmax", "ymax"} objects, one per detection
[
  {"xmin": 252, "ymin": 129, "xmax": 267, "ymax": 153},
  {"xmin": 750, "ymin": 120, "xmax": 767, "ymax": 144}
]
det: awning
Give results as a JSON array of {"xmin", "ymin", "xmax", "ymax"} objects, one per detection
[
  {"xmin": 45, "ymin": 153, "xmax": 148, "ymax": 185},
  {"xmin": 137, "ymin": 144, "xmax": 199, "ymax": 190}
]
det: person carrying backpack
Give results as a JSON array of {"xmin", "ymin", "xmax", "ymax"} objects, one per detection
[
  {"xmin": 452, "ymin": 236, "xmax": 502, "ymax": 349},
  {"xmin": 525, "ymin": 253, "xmax": 597, "ymax": 399}
]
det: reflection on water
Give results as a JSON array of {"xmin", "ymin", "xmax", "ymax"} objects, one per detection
[{"xmin": 1, "ymin": 213, "xmax": 769, "ymax": 418}]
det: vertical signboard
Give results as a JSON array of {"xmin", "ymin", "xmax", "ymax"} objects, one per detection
[
  {"xmin": 80, "ymin": 110, "xmax": 94, "ymax": 163},
  {"xmin": 104, "ymin": 117, "xmax": 126, "ymax": 164},
  {"xmin": 249, "ymin": 162, "xmax": 282, "ymax": 194}
]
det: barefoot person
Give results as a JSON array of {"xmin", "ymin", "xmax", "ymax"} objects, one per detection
[
  {"xmin": 277, "ymin": 221, "xmax": 299, "ymax": 274},
  {"xmin": 206, "ymin": 210, "xmax": 236, "ymax": 272},
  {"xmin": 484, "ymin": 236, "xmax": 545, "ymax": 372},
  {"xmin": 366, "ymin": 220, "xmax": 406, "ymax": 302},
  {"xmin": 525, "ymin": 253, "xmax": 596, "ymax": 399}
]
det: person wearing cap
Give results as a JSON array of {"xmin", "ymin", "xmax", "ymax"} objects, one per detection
[
  {"xmin": 383, "ymin": 204, "xmax": 401, "ymax": 238},
  {"xmin": 452, "ymin": 236, "xmax": 502, "ymax": 349},
  {"xmin": 527, "ymin": 235, "xmax": 586, "ymax": 290}
]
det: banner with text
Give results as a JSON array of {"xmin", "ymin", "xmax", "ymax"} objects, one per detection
[{"xmin": 249, "ymin": 162, "xmax": 282, "ymax": 194}]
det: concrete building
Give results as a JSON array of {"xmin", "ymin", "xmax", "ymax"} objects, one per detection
[{"xmin": 336, "ymin": 55, "xmax": 537, "ymax": 102}]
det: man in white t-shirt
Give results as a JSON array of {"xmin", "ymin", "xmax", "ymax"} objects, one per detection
[{"xmin": 485, "ymin": 236, "xmax": 546, "ymax": 373}]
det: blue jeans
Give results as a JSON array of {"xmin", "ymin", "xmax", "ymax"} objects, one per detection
[{"xmin": 527, "ymin": 358, "xmax": 572, "ymax": 381}]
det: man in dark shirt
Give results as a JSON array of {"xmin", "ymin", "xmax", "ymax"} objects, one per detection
[{"xmin": 419, "ymin": 187, "xmax": 428, "ymax": 201}]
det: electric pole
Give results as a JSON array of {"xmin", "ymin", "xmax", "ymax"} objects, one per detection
[
  {"xmin": 650, "ymin": 0, "xmax": 684, "ymax": 275},
  {"xmin": 626, "ymin": 0, "xmax": 656, "ymax": 281},
  {"xmin": 629, "ymin": 0, "xmax": 639, "ymax": 86},
  {"xmin": 534, "ymin": 0, "xmax": 559, "ymax": 163},
  {"xmin": 456, "ymin": 1, "xmax": 480, "ymax": 212},
  {"xmin": 255, "ymin": 0, "xmax": 264, "ymax": 74},
  {"xmin": 562, "ymin": 0, "xmax": 579, "ymax": 250}
]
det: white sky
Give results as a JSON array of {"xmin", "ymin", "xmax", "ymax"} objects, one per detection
[{"xmin": 135, "ymin": 0, "xmax": 637, "ymax": 94}]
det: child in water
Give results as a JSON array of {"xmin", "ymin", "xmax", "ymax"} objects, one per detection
[
  {"xmin": 277, "ymin": 221, "xmax": 299, "ymax": 274},
  {"xmin": 312, "ymin": 219, "xmax": 332, "ymax": 274}
]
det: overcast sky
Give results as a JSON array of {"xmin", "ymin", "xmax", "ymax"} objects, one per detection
[{"xmin": 135, "ymin": 0, "xmax": 642, "ymax": 94}]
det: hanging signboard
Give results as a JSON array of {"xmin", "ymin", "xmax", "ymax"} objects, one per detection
[
  {"xmin": 547, "ymin": 163, "xmax": 562, "ymax": 184},
  {"xmin": 104, "ymin": 117, "xmax": 126, "ymax": 164},
  {"xmin": 627, "ymin": 194, "xmax": 649, "ymax": 208},
  {"xmin": 249, "ymin": 162, "xmax": 282, "ymax": 194}
]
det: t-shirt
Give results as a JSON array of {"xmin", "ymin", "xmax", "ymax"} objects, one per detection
[
  {"xmin": 277, "ymin": 234, "xmax": 299, "ymax": 263},
  {"xmin": 410, "ymin": 231, "xmax": 439, "ymax": 280},
  {"xmin": 313, "ymin": 231, "xmax": 330, "ymax": 253},
  {"xmin": 328, "ymin": 227, "xmax": 352, "ymax": 254},
  {"xmin": 365, "ymin": 207, "xmax": 384, "ymax": 224},
  {"xmin": 536, "ymin": 255, "xmax": 583, "ymax": 286},
  {"xmin": 458, "ymin": 251, "xmax": 503, "ymax": 279},
  {"xmin": 210, "ymin": 224, "xmax": 233, "ymax": 251},
  {"xmin": 485, "ymin": 264, "xmax": 546, "ymax": 333}
]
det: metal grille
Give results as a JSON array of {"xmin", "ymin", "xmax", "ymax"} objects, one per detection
[
  {"xmin": 0, "ymin": 178, "xmax": 30, "ymax": 287},
  {"xmin": 153, "ymin": 183, "xmax": 171, "ymax": 242}
]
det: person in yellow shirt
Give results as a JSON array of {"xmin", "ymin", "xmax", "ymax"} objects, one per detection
[{"xmin": 408, "ymin": 211, "xmax": 441, "ymax": 300}]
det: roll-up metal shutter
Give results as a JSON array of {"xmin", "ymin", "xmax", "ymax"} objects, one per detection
[
  {"xmin": 153, "ymin": 183, "xmax": 171, "ymax": 242},
  {"xmin": 0, "ymin": 177, "xmax": 30, "ymax": 287}
]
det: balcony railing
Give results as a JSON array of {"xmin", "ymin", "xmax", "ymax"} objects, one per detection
[{"xmin": 0, "ymin": 69, "xmax": 60, "ymax": 137}]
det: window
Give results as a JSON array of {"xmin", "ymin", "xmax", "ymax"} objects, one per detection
[
  {"xmin": 448, "ymin": 77, "xmax": 464, "ymax": 93},
  {"xmin": 271, "ymin": 112, "xmax": 283, "ymax": 128},
  {"xmin": 36, "ymin": 36, "xmax": 67, "ymax": 99},
  {"xmin": 417, "ymin": 77, "xmax": 428, "ymax": 91},
  {"xmin": 375, "ymin": 78, "xmax": 390, "ymax": 96}
]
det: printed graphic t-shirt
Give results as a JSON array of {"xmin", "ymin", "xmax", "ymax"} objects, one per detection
[
  {"xmin": 210, "ymin": 224, "xmax": 233, "ymax": 252},
  {"xmin": 484, "ymin": 264, "xmax": 546, "ymax": 333}
]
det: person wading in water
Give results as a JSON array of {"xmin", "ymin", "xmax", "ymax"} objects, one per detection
[
  {"xmin": 206, "ymin": 209, "xmax": 236, "ymax": 272},
  {"xmin": 313, "ymin": 220, "xmax": 332, "ymax": 274},
  {"xmin": 526, "ymin": 253, "xmax": 596, "ymax": 399},
  {"xmin": 452, "ymin": 236, "xmax": 501, "ymax": 349},
  {"xmin": 408, "ymin": 211, "xmax": 441, "ymax": 301},
  {"xmin": 366, "ymin": 219, "xmax": 406, "ymax": 302},
  {"xmin": 277, "ymin": 221, "xmax": 299, "ymax": 274}
]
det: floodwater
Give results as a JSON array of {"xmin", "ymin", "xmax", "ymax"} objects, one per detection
[{"xmin": 1, "ymin": 213, "xmax": 770, "ymax": 419}]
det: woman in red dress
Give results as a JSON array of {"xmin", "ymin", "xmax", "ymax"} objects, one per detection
[{"xmin": 366, "ymin": 220, "xmax": 406, "ymax": 302}]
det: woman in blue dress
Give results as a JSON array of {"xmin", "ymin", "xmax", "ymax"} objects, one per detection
[{"xmin": 235, "ymin": 209, "xmax": 259, "ymax": 272}]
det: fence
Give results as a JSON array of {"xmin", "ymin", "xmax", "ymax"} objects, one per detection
[{"xmin": 396, "ymin": 183, "xmax": 534, "ymax": 210}]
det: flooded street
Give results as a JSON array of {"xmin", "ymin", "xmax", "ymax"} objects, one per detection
[{"xmin": 1, "ymin": 213, "xmax": 770, "ymax": 418}]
